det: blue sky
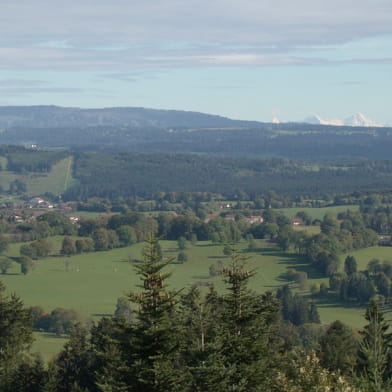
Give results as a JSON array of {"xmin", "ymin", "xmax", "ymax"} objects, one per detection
[{"xmin": 1, "ymin": 0, "xmax": 392, "ymax": 123}]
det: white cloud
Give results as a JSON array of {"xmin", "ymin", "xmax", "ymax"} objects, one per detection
[
  {"xmin": 1, "ymin": 0, "xmax": 391, "ymax": 45},
  {"xmin": 1, "ymin": 1, "xmax": 392, "ymax": 71}
]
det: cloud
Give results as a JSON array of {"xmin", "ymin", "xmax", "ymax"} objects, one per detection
[
  {"xmin": 1, "ymin": 0, "xmax": 392, "ymax": 46},
  {"xmin": 1, "ymin": 1, "xmax": 392, "ymax": 71},
  {"xmin": 0, "ymin": 79, "xmax": 89, "ymax": 97}
]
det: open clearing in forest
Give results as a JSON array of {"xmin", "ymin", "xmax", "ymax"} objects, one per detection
[{"xmin": 0, "ymin": 156, "xmax": 77, "ymax": 195}]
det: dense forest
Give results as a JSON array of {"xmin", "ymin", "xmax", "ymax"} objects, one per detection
[
  {"xmin": 2, "ymin": 125, "xmax": 392, "ymax": 160},
  {"xmin": 63, "ymin": 153, "xmax": 392, "ymax": 200}
]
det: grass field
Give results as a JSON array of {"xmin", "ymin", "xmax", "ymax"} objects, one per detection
[
  {"xmin": 2, "ymin": 239, "xmax": 294, "ymax": 316},
  {"xmin": 74, "ymin": 211, "xmax": 106, "ymax": 219},
  {"xmin": 342, "ymin": 246, "xmax": 392, "ymax": 271},
  {"xmin": 0, "ymin": 156, "xmax": 77, "ymax": 195},
  {"xmin": 3, "ymin": 237, "xmax": 392, "ymax": 358},
  {"xmin": 0, "ymin": 156, "xmax": 7, "ymax": 169},
  {"xmin": 32, "ymin": 332, "xmax": 68, "ymax": 362},
  {"xmin": 293, "ymin": 225, "xmax": 320, "ymax": 235},
  {"xmin": 277, "ymin": 205, "xmax": 359, "ymax": 220}
]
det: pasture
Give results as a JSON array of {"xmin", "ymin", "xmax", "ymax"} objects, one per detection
[
  {"xmin": 277, "ymin": 205, "xmax": 359, "ymax": 220},
  {"xmin": 3, "ymin": 237, "xmax": 392, "ymax": 358},
  {"xmin": 0, "ymin": 156, "xmax": 77, "ymax": 195},
  {"xmin": 2, "ymin": 239, "xmax": 293, "ymax": 317}
]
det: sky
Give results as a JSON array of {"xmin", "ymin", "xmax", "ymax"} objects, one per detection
[{"xmin": 1, "ymin": 0, "xmax": 392, "ymax": 123}]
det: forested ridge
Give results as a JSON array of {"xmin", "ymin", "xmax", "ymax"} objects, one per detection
[
  {"xmin": 63, "ymin": 152, "xmax": 392, "ymax": 200},
  {"xmin": 1, "ymin": 105, "xmax": 392, "ymax": 161}
]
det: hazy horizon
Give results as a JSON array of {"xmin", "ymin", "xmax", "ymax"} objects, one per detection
[{"xmin": 1, "ymin": 1, "xmax": 392, "ymax": 124}]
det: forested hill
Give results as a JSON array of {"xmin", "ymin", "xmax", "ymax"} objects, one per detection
[
  {"xmin": 0, "ymin": 105, "xmax": 263, "ymax": 128},
  {"xmin": 2, "ymin": 106, "xmax": 392, "ymax": 160}
]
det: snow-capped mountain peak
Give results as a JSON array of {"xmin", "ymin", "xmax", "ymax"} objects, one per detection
[
  {"xmin": 303, "ymin": 115, "xmax": 343, "ymax": 126},
  {"xmin": 344, "ymin": 112, "xmax": 382, "ymax": 127},
  {"xmin": 303, "ymin": 113, "xmax": 384, "ymax": 127}
]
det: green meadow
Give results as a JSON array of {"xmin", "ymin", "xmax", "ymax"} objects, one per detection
[
  {"xmin": 0, "ymin": 156, "xmax": 77, "ymax": 195},
  {"xmin": 277, "ymin": 205, "xmax": 359, "ymax": 220},
  {"xmin": 0, "ymin": 156, "xmax": 7, "ymax": 169},
  {"xmin": 3, "ymin": 236, "xmax": 392, "ymax": 359},
  {"xmin": 3, "ymin": 239, "xmax": 292, "ymax": 317}
]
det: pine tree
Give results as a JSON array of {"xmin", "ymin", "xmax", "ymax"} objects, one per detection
[
  {"xmin": 8, "ymin": 354, "xmax": 48, "ymax": 392},
  {"xmin": 217, "ymin": 246, "xmax": 280, "ymax": 391},
  {"xmin": 318, "ymin": 320, "xmax": 358, "ymax": 375},
  {"xmin": 277, "ymin": 284, "xmax": 294, "ymax": 321},
  {"xmin": 91, "ymin": 317, "xmax": 130, "ymax": 392},
  {"xmin": 344, "ymin": 255, "xmax": 358, "ymax": 276},
  {"xmin": 358, "ymin": 300, "xmax": 392, "ymax": 391},
  {"xmin": 308, "ymin": 302, "xmax": 320, "ymax": 324},
  {"xmin": 0, "ymin": 281, "xmax": 34, "ymax": 388},
  {"xmin": 179, "ymin": 286, "xmax": 228, "ymax": 392},
  {"xmin": 48, "ymin": 323, "xmax": 95, "ymax": 392},
  {"xmin": 125, "ymin": 234, "xmax": 188, "ymax": 392}
]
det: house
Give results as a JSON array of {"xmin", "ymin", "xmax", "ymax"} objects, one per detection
[
  {"xmin": 205, "ymin": 213, "xmax": 218, "ymax": 223},
  {"xmin": 28, "ymin": 197, "xmax": 53, "ymax": 209},
  {"xmin": 69, "ymin": 216, "xmax": 81, "ymax": 224},
  {"xmin": 292, "ymin": 217, "xmax": 304, "ymax": 226},
  {"xmin": 379, "ymin": 236, "xmax": 392, "ymax": 246},
  {"xmin": 29, "ymin": 197, "xmax": 45, "ymax": 207},
  {"xmin": 245, "ymin": 216, "xmax": 264, "ymax": 224}
]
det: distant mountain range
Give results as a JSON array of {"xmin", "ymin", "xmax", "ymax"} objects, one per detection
[
  {"xmin": 0, "ymin": 105, "xmax": 387, "ymax": 129},
  {"xmin": 303, "ymin": 113, "xmax": 385, "ymax": 127},
  {"xmin": 1, "ymin": 106, "xmax": 392, "ymax": 160},
  {"xmin": 0, "ymin": 105, "xmax": 264, "ymax": 129}
]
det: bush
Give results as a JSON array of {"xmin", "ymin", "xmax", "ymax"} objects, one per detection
[
  {"xmin": 175, "ymin": 252, "xmax": 187, "ymax": 264},
  {"xmin": 0, "ymin": 258, "xmax": 12, "ymax": 274},
  {"xmin": 19, "ymin": 256, "xmax": 34, "ymax": 275}
]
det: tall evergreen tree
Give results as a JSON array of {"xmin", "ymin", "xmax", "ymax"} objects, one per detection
[
  {"xmin": 318, "ymin": 320, "xmax": 358, "ymax": 375},
  {"xmin": 117, "ymin": 234, "xmax": 187, "ymax": 392},
  {"xmin": 180, "ymin": 286, "xmax": 228, "ymax": 392},
  {"xmin": 358, "ymin": 300, "xmax": 392, "ymax": 391},
  {"xmin": 344, "ymin": 255, "xmax": 358, "ymax": 276},
  {"xmin": 216, "ymin": 247, "xmax": 280, "ymax": 391},
  {"xmin": 48, "ymin": 323, "xmax": 95, "ymax": 392},
  {"xmin": 0, "ymin": 281, "xmax": 34, "ymax": 389}
]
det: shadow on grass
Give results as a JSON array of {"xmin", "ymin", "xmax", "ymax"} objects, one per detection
[
  {"xmin": 192, "ymin": 275, "xmax": 211, "ymax": 280},
  {"xmin": 313, "ymin": 293, "xmax": 367, "ymax": 311},
  {"xmin": 48, "ymin": 268, "xmax": 67, "ymax": 272},
  {"xmin": 92, "ymin": 313, "xmax": 112, "ymax": 317},
  {"xmin": 166, "ymin": 247, "xmax": 179, "ymax": 253},
  {"xmin": 197, "ymin": 243, "xmax": 217, "ymax": 247},
  {"xmin": 260, "ymin": 246, "xmax": 326, "ymax": 280},
  {"xmin": 38, "ymin": 332, "xmax": 70, "ymax": 339}
]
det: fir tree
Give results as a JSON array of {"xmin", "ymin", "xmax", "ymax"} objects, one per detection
[
  {"xmin": 180, "ymin": 286, "xmax": 228, "ymax": 392},
  {"xmin": 357, "ymin": 300, "xmax": 392, "ymax": 390},
  {"xmin": 48, "ymin": 323, "xmax": 95, "ymax": 392},
  {"xmin": 217, "ymin": 246, "xmax": 280, "ymax": 391},
  {"xmin": 318, "ymin": 320, "xmax": 358, "ymax": 375},
  {"xmin": 344, "ymin": 255, "xmax": 358, "ymax": 276},
  {"xmin": 0, "ymin": 281, "xmax": 34, "ymax": 388},
  {"xmin": 126, "ymin": 234, "xmax": 188, "ymax": 392}
]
